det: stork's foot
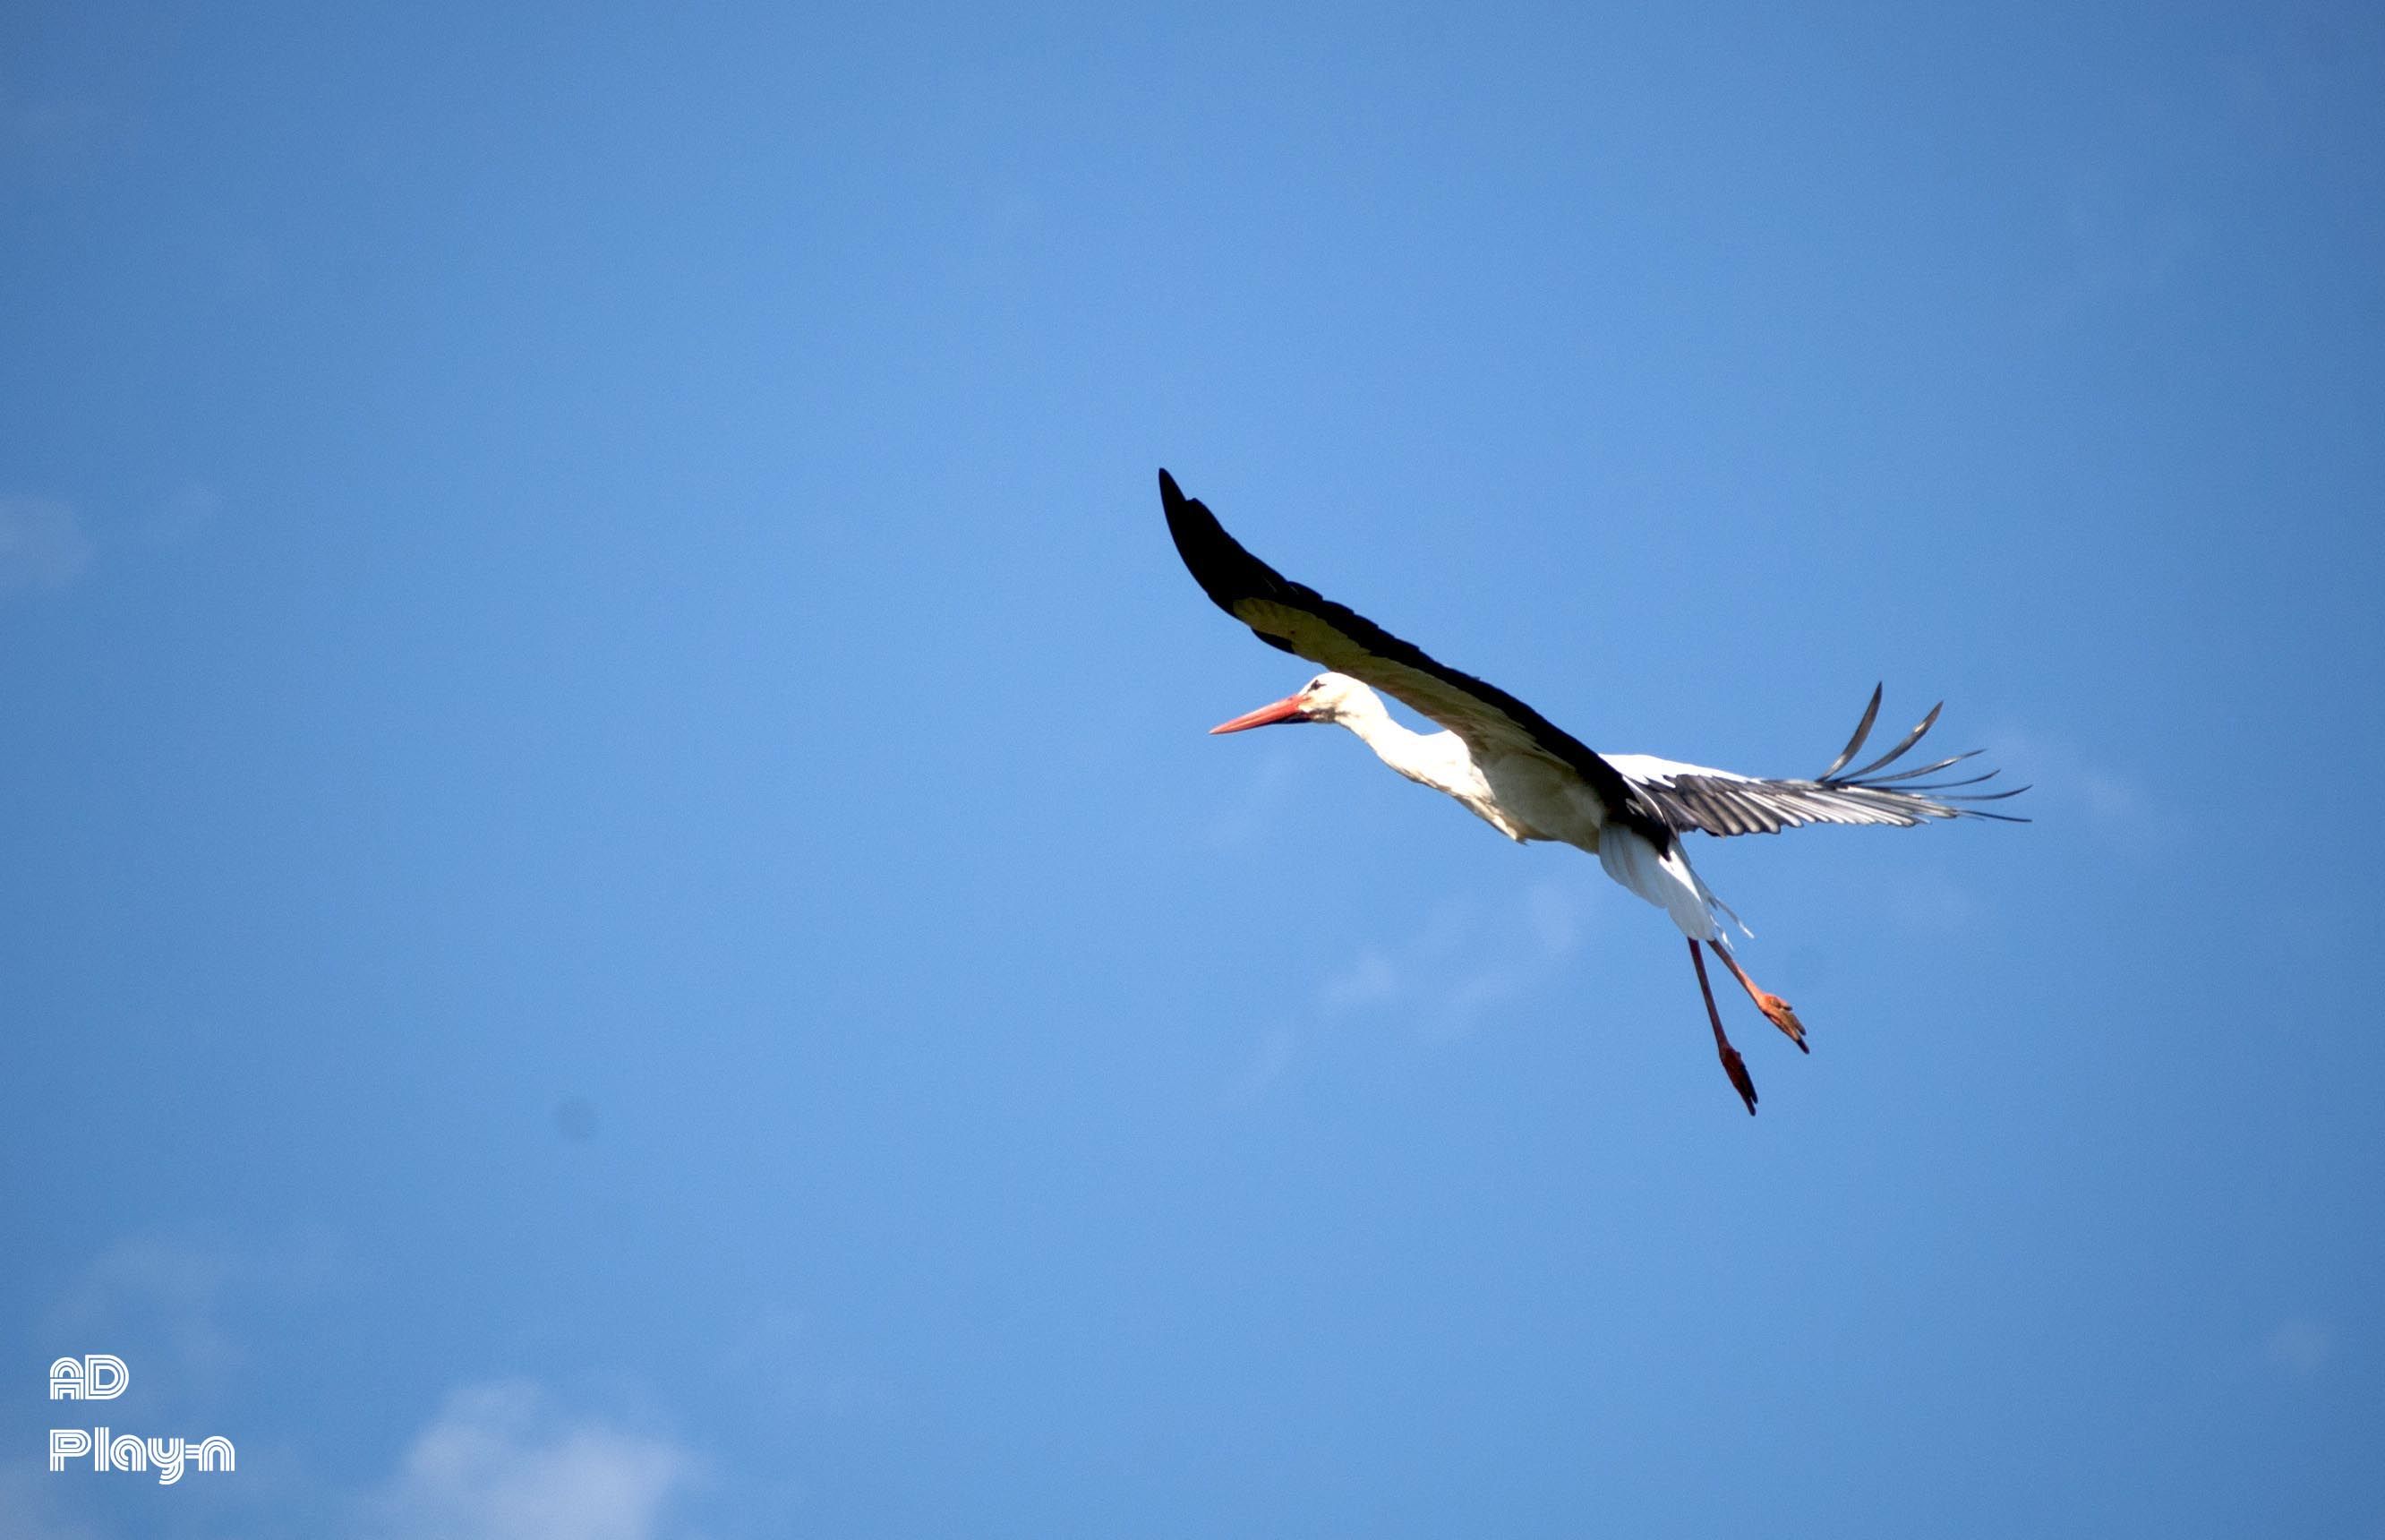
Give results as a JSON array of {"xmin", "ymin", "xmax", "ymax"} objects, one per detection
[
  {"xmin": 1755, "ymin": 993, "xmax": 1808, "ymax": 1054},
  {"xmin": 1719, "ymin": 1041, "xmax": 1757, "ymax": 1116},
  {"xmin": 1709, "ymin": 941, "xmax": 1808, "ymax": 1055}
]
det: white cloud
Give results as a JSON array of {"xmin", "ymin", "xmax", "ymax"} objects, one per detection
[
  {"xmin": 1214, "ymin": 876, "xmax": 1617, "ymax": 1103},
  {"xmin": 0, "ymin": 1460, "xmax": 104, "ymax": 1540},
  {"xmin": 1317, "ymin": 878, "xmax": 1598, "ymax": 1042},
  {"xmin": 1317, "ymin": 950, "xmax": 1398, "ymax": 1012},
  {"xmin": 46, "ymin": 1235, "xmax": 244, "ymax": 1390},
  {"xmin": 47, "ymin": 1231, "xmax": 346, "ymax": 1387},
  {"xmin": 0, "ymin": 496, "xmax": 94, "ymax": 592},
  {"xmin": 1221, "ymin": 1024, "xmax": 1300, "ymax": 1108},
  {"xmin": 366, "ymin": 1382, "xmax": 698, "ymax": 1540}
]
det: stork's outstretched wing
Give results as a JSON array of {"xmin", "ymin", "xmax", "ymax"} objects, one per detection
[
  {"xmin": 1159, "ymin": 468, "xmax": 1676, "ymax": 848},
  {"xmin": 1608, "ymin": 686, "xmax": 2030, "ymax": 838}
]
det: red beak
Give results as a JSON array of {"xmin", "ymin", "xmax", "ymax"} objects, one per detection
[{"xmin": 1209, "ymin": 692, "xmax": 1312, "ymax": 734}]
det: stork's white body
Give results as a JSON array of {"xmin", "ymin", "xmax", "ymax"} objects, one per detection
[{"xmin": 1283, "ymin": 679, "xmax": 1732, "ymax": 943}]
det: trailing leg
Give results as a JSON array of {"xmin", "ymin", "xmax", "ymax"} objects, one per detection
[{"xmin": 1688, "ymin": 939, "xmax": 1757, "ymax": 1115}]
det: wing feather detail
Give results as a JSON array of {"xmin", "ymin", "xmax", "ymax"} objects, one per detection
[
  {"xmin": 1609, "ymin": 689, "xmax": 2030, "ymax": 838},
  {"xmin": 1159, "ymin": 469, "xmax": 1675, "ymax": 848}
]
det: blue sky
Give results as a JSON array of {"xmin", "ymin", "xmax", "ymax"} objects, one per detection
[{"xmin": 4, "ymin": 3, "xmax": 2381, "ymax": 1536}]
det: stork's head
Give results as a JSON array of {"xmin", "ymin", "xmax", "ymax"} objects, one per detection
[{"xmin": 1209, "ymin": 672, "xmax": 1373, "ymax": 734}]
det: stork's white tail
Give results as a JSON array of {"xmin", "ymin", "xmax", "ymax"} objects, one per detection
[{"xmin": 1597, "ymin": 826, "xmax": 1747, "ymax": 943}]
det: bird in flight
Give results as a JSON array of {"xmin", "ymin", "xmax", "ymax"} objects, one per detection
[{"xmin": 1160, "ymin": 469, "xmax": 2023, "ymax": 1114}]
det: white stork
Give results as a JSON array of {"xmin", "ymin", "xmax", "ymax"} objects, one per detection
[{"xmin": 1161, "ymin": 469, "xmax": 2023, "ymax": 1114}]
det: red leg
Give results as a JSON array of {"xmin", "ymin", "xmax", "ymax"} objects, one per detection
[
  {"xmin": 1689, "ymin": 939, "xmax": 1757, "ymax": 1116},
  {"xmin": 1709, "ymin": 939, "xmax": 1808, "ymax": 1053}
]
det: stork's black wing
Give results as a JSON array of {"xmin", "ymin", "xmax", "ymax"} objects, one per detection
[
  {"xmin": 1160, "ymin": 468, "xmax": 1674, "ymax": 849},
  {"xmin": 1609, "ymin": 686, "xmax": 2030, "ymax": 837}
]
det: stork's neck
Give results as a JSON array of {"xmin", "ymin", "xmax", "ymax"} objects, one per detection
[
  {"xmin": 1319, "ymin": 680, "xmax": 1515, "ymax": 837},
  {"xmin": 1328, "ymin": 684, "xmax": 1457, "ymax": 784}
]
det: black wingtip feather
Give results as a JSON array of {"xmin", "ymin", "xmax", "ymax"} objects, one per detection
[
  {"xmin": 1158, "ymin": 467, "xmax": 1294, "ymax": 622},
  {"xmin": 1841, "ymin": 702, "xmax": 1945, "ymax": 782},
  {"xmin": 1861, "ymin": 749, "xmax": 1984, "ymax": 786},
  {"xmin": 1817, "ymin": 684, "xmax": 1885, "ymax": 781}
]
